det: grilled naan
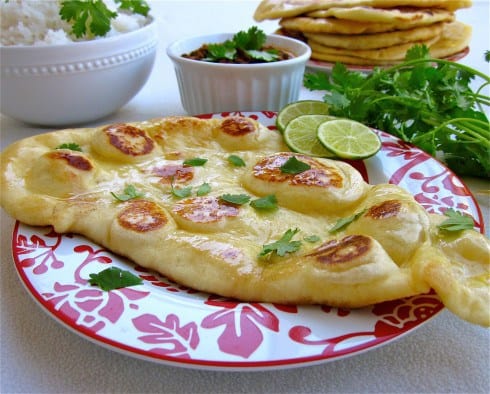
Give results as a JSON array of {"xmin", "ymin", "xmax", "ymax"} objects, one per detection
[
  {"xmin": 1, "ymin": 116, "xmax": 488, "ymax": 327},
  {"xmin": 254, "ymin": 0, "xmax": 472, "ymax": 21},
  {"xmin": 304, "ymin": 22, "xmax": 443, "ymax": 50}
]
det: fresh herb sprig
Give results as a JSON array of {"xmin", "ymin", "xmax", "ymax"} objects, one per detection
[
  {"xmin": 203, "ymin": 26, "xmax": 280, "ymax": 63},
  {"xmin": 437, "ymin": 208, "xmax": 475, "ymax": 232},
  {"xmin": 259, "ymin": 228, "xmax": 302, "ymax": 258},
  {"xmin": 88, "ymin": 266, "xmax": 142, "ymax": 291},
  {"xmin": 60, "ymin": 0, "xmax": 150, "ymax": 39},
  {"xmin": 304, "ymin": 45, "xmax": 490, "ymax": 178}
]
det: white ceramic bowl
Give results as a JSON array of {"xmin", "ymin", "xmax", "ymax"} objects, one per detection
[
  {"xmin": 0, "ymin": 19, "xmax": 158, "ymax": 126},
  {"xmin": 166, "ymin": 33, "xmax": 311, "ymax": 115}
]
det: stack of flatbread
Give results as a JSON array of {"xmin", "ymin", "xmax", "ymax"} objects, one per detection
[{"xmin": 254, "ymin": 0, "xmax": 473, "ymax": 66}]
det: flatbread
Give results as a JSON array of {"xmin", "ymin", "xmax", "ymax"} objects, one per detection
[
  {"xmin": 428, "ymin": 20, "xmax": 472, "ymax": 59},
  {"xmin": 305, "ymin": 22, "xmax": 443, "ymax": 50},
  {"xmin": 279, "ymin": 12, "xmax": 454, "ymax": 34},
  {"xmin": 306, "ymin": 6, "xmax": 453, "ymax": 23},
  {"xmin": 254, "ymin": 0, "xmax": 472, "ymax": 21},
  {"xmin": 1, "ymin": 115, "xmax": 488, "ymax": 326},
  {"xmin": 309, "ymin": 35, "xmax": 439, "ymax": 63}
]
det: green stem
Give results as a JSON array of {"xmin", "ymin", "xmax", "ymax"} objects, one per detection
[{"xmin": 412, "ymin": 118, "xmax": 490, "ymax": 147}]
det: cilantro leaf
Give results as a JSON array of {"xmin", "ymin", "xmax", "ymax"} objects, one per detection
[
  {"xmin": 60, "ymin": 0, "xmax": 117, "ymax": 38},
  {"xmin": 438, "ymin": 208, "xmax": 475, "ymax": 232},
  {"xmin": 304, "ymin": 235, "xmax": 320, "ymax": 243},
  {"xmin": 259, "ymin": 228, "xmax": 302, "ymax": 258},
  {"xmin": 205, "ymin": 41, "xmax": 236, "ymax": 62},
  {"xmin": 116, "ymin": 0, "xmax": 150, "ymax": 16},
  {"xmin": 280, "ymin": 156, "xmax": 311, "ymax": 174},
  {"xmin": 88, "ymin": 266, "xmax": 142, "ymax": 291},
  {"xmin": 245, "ymin": 49, "xmax": 280, "ymax": 62},
  {"xmin": 183, "ymin": 157, "xmax": 208, "ymax": 167},
  {"xmin": 55, "ymin": 142, "xmax": 82, "ymax": 152},
  {"xmin": 329, "ymin": 209, "xmax": 366, "ymax": 234},
  {"xmin": 220, "ymin": 194, "xmax": 251, "ymax": 205},
  {"xmin": 111, "ymin": 184, "xmax": 144, "ymax": 201},
  {"xmin": 227, "ymin": 154, "xmax": 246, "ymax": 167},
  {"xmin": 250, "ymin": 194, "xmax": 278, "ymax": 211},
  {"xmin": 233, "ymin": 26, "xmax": 266, "ymax": 50},
  {"xmin": 171, "ymin": 184, "xmax": 192, "ymax": 199},
  {"xmin": 196, "ymin": 182, "xmax": 211, "ymax": 196}
]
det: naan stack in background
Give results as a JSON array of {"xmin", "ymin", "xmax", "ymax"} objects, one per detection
[{"xmin": 254, "ymin": 0, "xmax": 472, "ymax": 66}]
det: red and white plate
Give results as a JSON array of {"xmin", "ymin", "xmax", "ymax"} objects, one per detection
[{"xmin": 12, "ymin": 111, "xmax": 484, "ymax": 371}]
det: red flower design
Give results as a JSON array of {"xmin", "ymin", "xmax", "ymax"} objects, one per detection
[
  {"xmin": 133, "ymin": 313, "xmax": 199, "ymax": 359},
  {"xmin": 201, "ymin": 296, "xmax": 280, "ymax": 358},
  {"xmin": 14, "ymin": 227, "xmax": 64, "ymax": 274}
]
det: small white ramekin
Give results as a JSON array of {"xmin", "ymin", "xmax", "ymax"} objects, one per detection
[
  {"xmin": 166, "ymin": 33, "xmax": 311, "ymax": 115},
  {"xmin": 0, "ymin": 19, "xmax": 158, "ymax": 126}
]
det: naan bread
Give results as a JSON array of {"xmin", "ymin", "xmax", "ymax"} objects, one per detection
[
  {"xmin": 254, "ymin": 0, "xmax": 472, "ymax": 21},
  {"xmin": 427, "ymin": 20, "xmax": 472, "ymax": 59},
  {"xmin": 279, "ymin": 12, "xmax": 454, "ymax": 34},
  {"xmin": 309, "ymin": 35, "xmax": 439, "ymax": 61},
  {"xmin": 307, "ymin": 21, "xmax": 470, "ymax": 64},
  {"xmin": 305, "ymin": 22, "xmax": 443, "ymax": 50},
  {"xmin": 306, "ymin": 6, "xmax": 453, "ymax": 23},
  {"xmin": 1, "ymin": 116, "xmax": 488, "ymax": 326}
]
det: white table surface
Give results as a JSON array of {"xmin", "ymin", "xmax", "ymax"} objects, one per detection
[{"xmin": 1, "ymin": 1, "xmax": 489, "ymax": 393}]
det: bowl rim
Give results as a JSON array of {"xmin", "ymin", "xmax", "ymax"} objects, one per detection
[
  {"xmin": 166, "ymin": 32, "xmax": 311, "ymax": 68},
  {"xmin": 0, "ymin": 16, "xmax": 157, "ymax": 51}
]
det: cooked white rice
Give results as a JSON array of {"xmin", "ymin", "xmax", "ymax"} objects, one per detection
[{"xmin": 0, "ymin": 0, "xmax": 149, "ymax": 46}]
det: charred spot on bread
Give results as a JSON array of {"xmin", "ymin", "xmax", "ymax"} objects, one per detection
[
  {"xmin": 117, "ymin": 199, "xmax": 169, "ymax": 232},
  {"xmin": 103, "ymin": 124, "xmax": 155, "ymax": 157},
  {"xmin": 220, "ymin": 117, "xmax": 257, "ymax": 137},
  {"xmin": 366, "ymin": 200, "xmax": 402, "ymax": 219},
  {"xmin": 252, "ymin": 152, "xmax": 343, "ymax": 188},
  {"xmin": 307, "ymin": 235, "xmax": 371, "ymax": 265},
  {"xmin": 46, "ymin": 150, "xmax": 93, "ymax": 171}
]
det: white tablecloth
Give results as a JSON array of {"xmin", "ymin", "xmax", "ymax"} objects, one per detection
[{"xmin": 1, "ymin": 1, "xmax": 489, "ymax": 393}]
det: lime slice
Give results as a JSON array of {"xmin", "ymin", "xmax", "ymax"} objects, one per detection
[
  {"xmin": 276, "ymin": 100, "xmax": 330, "ymax": 133},
  {"xmin": 284, "ymin": 114, "xmax": 337, "ymax": 157},
  {"xmin": 317, "ymin": 119, "xmax": 381, "ymax": 160}
]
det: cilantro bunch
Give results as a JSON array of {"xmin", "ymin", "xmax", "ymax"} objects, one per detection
[
  {"xmin": 304, "ymin": 46, "xmax": 490, "ymax": 178},
  {"xmin": 60, "ymin": 0, "xmax": 150, "ymax": 39},
  {"xmin": 203, "ymin": 26, "xmax": 281, "ymax": 63}
]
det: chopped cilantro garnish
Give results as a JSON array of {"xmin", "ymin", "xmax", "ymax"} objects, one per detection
[
  {"xmin": 183, "ymin": 158, "xmax": 208, "ymax": 167},
  {"xmin": 228, "ymin": 154, "xmax": 246, "ymax": 167},
  {"xmin": 88, "ymin": 266, "xmax": 142, "ymax": 291},
  {"xmin": 55, "ymin": 142, "xmax": 82, "ymax": 152},
  {"xmin": 329, "ymin": 210, "xmax": 366, "ymax": 234},
  {"xmin": 111, "ymin": 184, "xmax": 144, "ymax": 202},
  {"xmin": 196, "ymin": 182, "xmax": 211, "ymax": 196},
  {"xmin": 171, "ymin": 181, "xmax": 192, "ymax": 199},
  {"xmin": 250, "ymin": 194, "xmax": 278, "ymax": 211},
  {"xmin": 438, "ymin": 208, "xmax": 475, "ymax": 232},
  {"xmin": 259, "ymin": 228, "xmax": 302, "ymax": 258},
  {"xmin": 201, "ymin": 26, "xmax": 280, "ymax": 63},
  {"xmin": 304, "ymin": 235, "xmax": 320, "ymax": 243},
  {"xmin": 220, "ymin": 194, "xmax": 251, "ymax": 205},
  {"xmin": 280, "ymin": 156, "xmax": 311, "ymax": 174}
]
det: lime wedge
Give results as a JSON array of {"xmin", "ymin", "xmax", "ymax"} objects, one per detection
[
  {"xmin": 317, "ymin": 119, "xmax": 381, "ymax": 160},
  {"xmin": 284, "ymin": 114, "xmax": 337, "ymax": 157},
  {"xmin": 276, "ymin": 100, "xmax": 330, "ymax": 133}
]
